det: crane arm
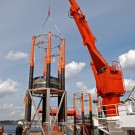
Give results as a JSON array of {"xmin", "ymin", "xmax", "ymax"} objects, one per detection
[
  {"xmin": 69, "ymin": 0, "xmax": 108, "ymax": 71},
  {"xmin": 68, "ymin": 0, "xmax": 125, "ymax": 116}
]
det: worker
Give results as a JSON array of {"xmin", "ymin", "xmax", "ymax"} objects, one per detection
[
  {"xmin": 23, "ymin": 122, "xmax": 29, "ymax": 135},
  {"xmin": 16, "ymin": 121, "xmax": 24, "ymax": 135}
]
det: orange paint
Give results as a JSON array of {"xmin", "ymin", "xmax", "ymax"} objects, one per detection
[
  {"xmin": 61, "ymin": 39, "xmax": 65, "ymax": 69},
  {"xmin": 58, "ymin": 46, "xmax": 61, "ymax": 74},
  {"xmin": 81, "ymin": 93, "xmax": 84, "ymax": 113},
  {"xmin": 30, "ymin": 36, "xmax": 35, "ymax": 67},
  {"xmin": 73, "ymin": 94, "xmax": 76, "ymax": 113},
  {"xmin": 47, "ymin": 32, "xmax": 51, "ymax": 64},
  {"xmin": 88, "ymin": 93, "xmax": 92, "ymax": 112},
  {"xmin": 69, "ymin": 0, "xmax": 125, "ymax": 116},
  {"xmin": 43, "ymin": 49, "xmax": 47, "ymax": 76}
]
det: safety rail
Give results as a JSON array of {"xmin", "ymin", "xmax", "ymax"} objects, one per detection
[
  {"xmin": 96, "ymin": 103, "xmax": 119, "ymax": 118},
  {"xmin": 96, "ymin": 101, "xmax": 135, "ymax": 118}
]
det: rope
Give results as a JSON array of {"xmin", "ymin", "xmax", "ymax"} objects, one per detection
[
  {"xmin": 125, "ymin": 86, "xmax": 135, "ymax": 101},
  {"xmin": 49, "ymin": 16, "xmax": 61, "ymax": 35},
  {"xmin": 42, "ymin": 0, "xmax": 61, "ymax": 36}
]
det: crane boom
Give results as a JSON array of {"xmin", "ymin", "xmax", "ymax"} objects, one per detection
[
  {"xmin": 69, "ymin": 0, "xmax": 107, "ymax": 71},
  {"xmin": 69, "ymin": 0, "xmax": 125, "ymax": 115}
]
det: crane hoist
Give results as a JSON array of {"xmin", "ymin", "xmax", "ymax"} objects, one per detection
[{"xmin": 68, "ymin": 0, "xmax": 125, "ymax": 116}]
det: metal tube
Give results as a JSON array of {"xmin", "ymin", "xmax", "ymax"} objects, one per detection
[
  {"xmin": 25, "ymin": 36, "xmax": 35, "ymax": 122},
  {"xmin": 43, "ymin": 49, "xmax": 47, "ymax": 76},
  {"xmin": 58, "ymin": 39, "xmax": 66, "ymax": 129},
  {"xmin": 73, "ymin": 94, "xmax": 76, "ymax": 135},
  {"xmin": 98, "ymin": 97, "xmax": 104, "ymax": 135},
  {"xmin": 81, "ymin": 93, "xmax": 85, "ymax": 134},
  {"xmin": 58, "ymin": 46, "xmax": 61, "ymax": 78},
  {"xmin": 46, "ymin": 88, "xmax": 50, "ymax": 134},
  {"xmin": 88, "ymin": 93, "xmax": 94, "ymax": 135},
  {"xmin": 58, "ymin": 46, "xmax": 62, "ymax": 123},
  {"xmin": 31, "ymin": 98, "xmax": 42, "ymax": 126},
  {"xmin": 50, "ymin": 92, "xmax": 66, "ymax": 135},
  {"xmin": 64, "ymin": 91, "xmax": 68, "ymax": 134},
  {"xmin": 28, "ymin": 90, "xmax": 45, "ymax": 135},
  {"xmin": 42, "ymin": 32, "xmax": 51, "ymax": 123}
]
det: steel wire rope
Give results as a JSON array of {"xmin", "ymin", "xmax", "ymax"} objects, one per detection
[
  {"xmin": 125, "ymin": 86, "xmax": 135, "ymax": 102},
  {"xmin": 35, "ymin": 34, "xmax": 61, "ymax": 50},
  {"xmin": 35, "ymin": 0, "xmax": 63, "ymax": 63},
  {"xmin": 42, "ymin": 0, "xmax": 61, "ymax": 36}
]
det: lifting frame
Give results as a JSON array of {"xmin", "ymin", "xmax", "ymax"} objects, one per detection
[{"xmin": 25, "ymin": 87, "xmax": 67, "ymax": 135}]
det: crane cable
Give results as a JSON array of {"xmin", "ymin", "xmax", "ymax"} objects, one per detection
[
  {"xmin": 42, "ymin": 0, "xmax": 50, "ymax": 28},
  {"xmin": 42, "ymin": 0, "xmax": 61, "ymax": 36},
  {"xmin": 125, "ymin": 86, "xmax": 135, "ymax": 102}
]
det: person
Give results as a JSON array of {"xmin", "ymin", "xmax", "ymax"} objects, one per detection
[
  {"xmin": 22, "ymin": 122, "xmax": 29, "ymax": 135},
  {"xmin": 16, "ymin": 121, "xmax": 23, "ymax": 135},
  {"xmin": 0, "ymin": 124, "xmax": 4, "ymax": 135}
]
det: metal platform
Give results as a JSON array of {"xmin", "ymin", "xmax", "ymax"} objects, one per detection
[
  {"xmin": 25, "ymin": 88, "xmax": 67, "ymax": 135},
  {"xmin": 30, "ymin": 87, "xmax": 64, "ymax": 96}
]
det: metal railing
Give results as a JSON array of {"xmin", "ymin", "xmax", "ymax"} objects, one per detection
[{"xmin": 96, "ymin": 101, "xmax": 135, "ymax": 118}]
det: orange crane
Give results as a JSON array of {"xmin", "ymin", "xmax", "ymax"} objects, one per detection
[{"xmin": 69, "ymin": 0, "xmax": 125, "ymax": 116}]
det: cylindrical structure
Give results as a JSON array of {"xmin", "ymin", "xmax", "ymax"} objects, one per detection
[
  {"xmin": 43, "ymin": 48, "xmax": 47, "ymax": 76},
  {"xmin": 97, "ymin": 97, "xmax": 102, "ymax": 117},
  {"xmin": 61, "ymin": 39, "xmax": 65, "ymax": 92},
  {"xmin": 81, "ymin": 93, "xmax": 85, "ymax": 134},
  {"xmin": 58, "ymin": 46, "xmax": 62, "ymax": 122},
  {"xmin": 42, "ymin": 32, "xmax": 51, "ymax": 123},
  {"xmin": 58, "ymin": 46, "xmax": 61, "ymax": 78},
  {"xmin": 98, "ymin": 97, "xmax": 104, "ymax": 135},
  {"xmin": 88, "ymin": 93, "xmax": 94, "ymax": 135},
  {"xmin": 25, "ymin": 36, "xmax": 35, "ymax": 122},
  {"xmin": 58, "ymin": 39, "xmax": 66, "ymax": 129},
  {"xmin": 73, "ymin": 94, "xmax": 76, "ymax": 135}
]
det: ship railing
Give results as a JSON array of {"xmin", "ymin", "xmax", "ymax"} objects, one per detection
[
  {"xmin": 95, "ymin": 102, "xmax": 135, "ymax": 118},
  {"xmin": 96, "ymin": 103, "xmax": 119, "ymax": 118}
]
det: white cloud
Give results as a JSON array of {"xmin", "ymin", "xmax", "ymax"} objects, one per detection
[
  {"xmin": 65, "ymin": 61, "xmax": 86, "ymax": 79},
  {"xmin": 124, "ymin": 79, "xmax": 135, "ymax": 91},
  {"xmin": 76, "ymin": 82, "xmax": 97, "ymax": 113},
  {"xmin": 0, "ymin": 103, "xmax": 24, "ymax": 120},
  {"xmin": 6, "ymin": 51, "xmax": 28, "ymax": 61},
  {"xmin": 76, "ymin": 82, "xmax": 88, "ymax": 92},
  {"xmin": 0, "ymin": 78, "xmax": 19, "ymax": 97},
  {"xmin": 76, "ymin": 82, "xmax": 96, "ymax": 96},
  {"xmin": 76, "ymin": 79, "xmax": 135, "ymax": 97},
  {"xmin": 118, "ymin": 49, "xmax": 135, "ymax": 69}
]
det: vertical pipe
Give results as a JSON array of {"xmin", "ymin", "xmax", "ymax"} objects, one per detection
[
  {"xmin": 61, "ymin": 39, "xmax": 65, "ymax": 124},
  {"xmin": 43, "ymin": 48, "xmax": 47, "ymax": 76},
  {"xmin": 58, "ymin": 46, "xmax": 62, "ymax": 124},
  {"xmin": 46, "ymin": 88, "xmax": 50, "ymax": 134},
  {"xmin": 73, "ymin": 94, "xmax": 76, "ymax": 135},
  {"xmin": 64, "ymin": 91, "xmax": 68, "ymax": 134},
  {"xmin": 88, "ymin": 93, "xmax": 94, "ymax": 135},
  {"xmin": 98, "ymin": 97, "xmax": 102, "ymax": 117},
  {"xmin": 25, "ymin": 36, "xmax": 35, "ymax": 122},
  {"xmin": 98, "ymin": 97, "xmax": 104, "ymax": 135},
  {"xmin": 61, "ymin": 39, "xmax": 65, "ymax": 92},
  {"xmin": 58, "ymin": 46, "xmax": 61, "ymax": 79},
  {"xmin": 42, "ymin": 32, "xmax": 51, "ymax": 124},
  {"xmin": 81, "ymin": 93, "xmax": 85, "ymax": 135},
  {"xmin": 59, "ymin": 39, "xmax": 66, "ymax": 131}
]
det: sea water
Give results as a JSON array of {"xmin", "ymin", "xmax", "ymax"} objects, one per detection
[{"xmin": 3, "ymin": 124, "xmax": 16, "ymax": 135}]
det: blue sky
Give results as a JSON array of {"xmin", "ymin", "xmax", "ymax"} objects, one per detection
[{"xmin": 0, "ymin": 0, "xmax": 135, "ymax": 120}]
